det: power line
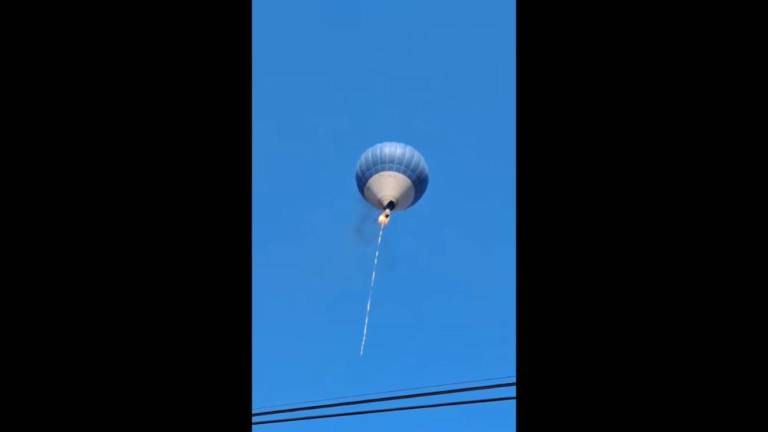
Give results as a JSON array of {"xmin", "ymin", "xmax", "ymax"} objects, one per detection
[
  {"xmin": 252, "ymin": 382, "xmax": 516, "ymax": 417},
  {"xmin": 252, "ymin": 375, "xmax": 515, "ymax": 412},
  {"xmin": 252, "ymin": 396, "xmax": 516, "ymax": 426},
  {"xmin": 252, "ymin": 375, "xmax": 515, "ymax": 411}
]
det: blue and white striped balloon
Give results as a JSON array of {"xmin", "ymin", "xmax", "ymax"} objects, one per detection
[{"xmin": 355, "ymin": 142, "xmax": 429, "ymax": 211}]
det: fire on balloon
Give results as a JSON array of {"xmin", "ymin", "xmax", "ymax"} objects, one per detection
[{"xmin": 378, "ymin": 209, "xmax": 391, "ymax": 225}]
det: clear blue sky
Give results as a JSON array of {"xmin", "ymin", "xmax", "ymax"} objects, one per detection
[{"xmin": 253, "ymin": 1, "xmax": 515, "ymax": 430}]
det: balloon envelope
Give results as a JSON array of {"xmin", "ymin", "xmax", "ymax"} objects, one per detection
[{"xmin": 355, "ymin": 142, "xmax": 429, "ymax": 211}]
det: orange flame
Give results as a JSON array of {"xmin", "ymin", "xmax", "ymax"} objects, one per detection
[{"xmin": 378, "ymin": 209, "xmax": 391, "ymax": 225}]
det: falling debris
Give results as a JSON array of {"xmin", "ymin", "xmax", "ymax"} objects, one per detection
[{"xmin": 360, "ymin": 221, "xmax": 385, "ymax": 356}]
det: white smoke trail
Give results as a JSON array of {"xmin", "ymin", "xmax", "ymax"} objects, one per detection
[{"xmin": 360, "ymin": 223, "xmax": 385, "ymax": 356}]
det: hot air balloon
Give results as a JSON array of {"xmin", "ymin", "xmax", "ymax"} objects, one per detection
[{"xmin": 355, "ymin": 142, "xmax": 429, "ymax": 225}]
